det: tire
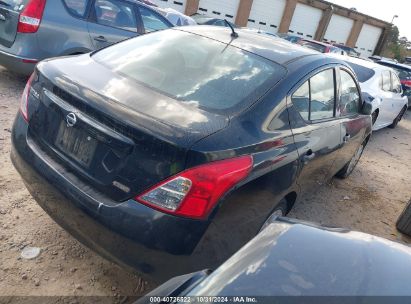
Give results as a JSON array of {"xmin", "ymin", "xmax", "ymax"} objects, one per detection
[
  {"xmin": 259, "ymin": 199, "xmax": 289, "ymax": 232},
  {"xmin": 389, "ymin": 106, "xmax": 407, "ymax": 129},
  {"xmin": 396, "ymin": 199, "xmax": 411, "ymax": 237},
  {"xmin": 336, "ymin": 141, "xmax": 366, "ymax": 179}
]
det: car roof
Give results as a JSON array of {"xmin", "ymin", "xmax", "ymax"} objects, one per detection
[{"xmin": 177, "ymin": 26, "xmax": 321, "ymax": 65}]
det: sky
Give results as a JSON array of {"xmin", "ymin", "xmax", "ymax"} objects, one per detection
[{"xmin": 328, "ymin": 0, "xmax": 410, "ymax": 39}]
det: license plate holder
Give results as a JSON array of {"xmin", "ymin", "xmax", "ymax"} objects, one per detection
[{"xmin": 55, "ymin": 122, "xmax": 98, "ymax": 167}]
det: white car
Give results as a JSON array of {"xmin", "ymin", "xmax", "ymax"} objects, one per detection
[{"xmin": 343, "ymin": 57, "xmax": 408, "ymax": 131}]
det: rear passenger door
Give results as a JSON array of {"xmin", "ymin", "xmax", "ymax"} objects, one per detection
[
  {"xmin": 289, "ymin": 68, "xmax": 341, "ymax": 198},
  {"xmin": 87, "ymin": 0, "xmax": 139, "ymax": 49}
]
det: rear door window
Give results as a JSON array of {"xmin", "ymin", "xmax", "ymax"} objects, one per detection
[
  {"xmin": 382, "ymin": 70, "xmax": 391, "ymax": 91},
  {"xmin": 309, "ymin": 69, "xmax": 335, "ymax": 120},
  {"xmin": 94, "ymin": 0, "xmax": 137, "ymax": 32},
  {"xmin": 291, "ymin": 81, "xmax": 310, "ymax": 120},
  {"xmin": 63, "ymin": 0, "xmax": 90, "ymax": 18},
  {"xmin": 339, "ymin": 70, "xmax": 360, "ymax": 116},
  {"xmin": 292, "ymin": 69, "xmax": 336, "ymax": 121},
  {"xmin": 391, "ymin": 72, "xmax": 402, "ymax": 94}
]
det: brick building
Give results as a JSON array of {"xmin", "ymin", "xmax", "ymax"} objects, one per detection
[{"xmin": 153, "ymin": 0, "xmax": 392, "ymax": 57}]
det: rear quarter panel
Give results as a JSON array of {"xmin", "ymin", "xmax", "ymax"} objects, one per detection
[
  {"xmin": 188, "ymin": 83, "xmax": 301, "ymax": 266},
  {"xmin": 36, "ymin": 0, "xmax": 93, "ymax": 58}
]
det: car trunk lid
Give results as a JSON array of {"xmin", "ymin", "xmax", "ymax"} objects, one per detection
[{"xmin": 28, "ymin": 55, "xmax": 228, "ymax": 202}]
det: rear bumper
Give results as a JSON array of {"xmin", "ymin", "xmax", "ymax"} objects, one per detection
[
  {"xmin": 11, "ymin": 113, "xmax": 212, "ymax": 284},
  {"xmin": 0, "ymin": 48, "xmax": 37, "ymax": 75}
]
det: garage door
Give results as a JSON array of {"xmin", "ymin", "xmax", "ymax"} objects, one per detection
[
  {"xmin": 323, "ymin": 14, "xmax": 354, "ymax": 45},
  {"xmin": 197, "ymin": 0, "xmax": 240, "ymax": 22},
  {"xmin": 355, "ymin": 24, "xmax": 383, "ymax": 57},
  {"xmin": 289, "ymin": 3, "xmax": 322, "ymax": 39},
  {"xmin": 246, "ymin": 0, "xmax": 287, "ymax": 34},
  {"xmin": 152, "ymin": 0, "xmax": 187, "ymax": 13}
]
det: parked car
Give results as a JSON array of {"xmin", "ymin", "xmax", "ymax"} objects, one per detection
[
  {"xmin": 299, "ymin": 39, "xmax": 347, "ymax": 55},
  {"xmin": 244, "ymin": 28, "xmax": 279, "ymax": 38},
  {"xmin": 331, "ymin": 43, "xmax": 361, "ymax": 57},
  {"xmin": 190, "ymin": 13, "xmax": 236, "ymax": 27},
  {"xmin": 139, "ymin": 217, "xmax": 411, "ymax": 301},
  {"xmin": 155, "ymin": 7, "xmax": 196, "ymax": 26},
  {"xmin": 0, "ymin": 0, "xmax": 173, "ymax": 75},
  {"xmin": 376, "ymin": 60, "xmax": 411, "ymax": 107},
  {"xmin": 277, "ymin": 33, "xmax": 303, "ymax": 44},
  {"xmin": 369, "ymin": 55, "xmax": 398, "ymax": 63},
  {"xmin": 11, "ymin": 26, "xmax": 372, "ymax": 284},
  {"xmin": 342, "ymin": 56, "xmax": 408, "ymax": 130}
]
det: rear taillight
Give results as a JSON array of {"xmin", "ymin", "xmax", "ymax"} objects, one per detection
[
  {"xmin": 17, "ymin": 0, "xmax": 46, "ymax": 33},
  {"xmin": 136, "ymin": 156, "xmax": 253, "ymax": 219},
  {"xmin": 20, "ymin": 72, "xmax": 36, "ymax": 122}
]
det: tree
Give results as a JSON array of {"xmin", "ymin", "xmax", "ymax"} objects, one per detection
[{"xmin": 382, "ymin": 26, "xmax": 410, "ymax": 62}]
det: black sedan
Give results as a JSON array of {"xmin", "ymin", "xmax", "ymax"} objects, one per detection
[
  {"xmin": 139, "ymin": 217, "xmax": 411, "ymax": 302},
  {"xmin": 11, "ymin": 26, "xmax": 372, "ymax": 284}
]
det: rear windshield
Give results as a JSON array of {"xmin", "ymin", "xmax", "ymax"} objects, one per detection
[
  {"xmin": 345, "ymin": 62, "xmax": 376, "ymax": 83},
  {"xmin": 300, "ymin": 41, "xmax": 326, "ymax": 53},
  {"xmin": 0, "ymin": 0, "xmax": 29, "ymax": 11},
  {"xmin": 92, "ymin": 30, "xmax": 285, "ymax": 112}
]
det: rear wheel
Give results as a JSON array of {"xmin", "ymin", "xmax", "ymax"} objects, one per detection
[
  {"xmin": 389, "ymin": 106, "xmax": 407, "ymax": 129},
  {"xmin": 336, "ymin": 141, "xmax": 366, "ymax": 179},
  {"xmin": 259, "ymin": 199, "xmax": 289, "ymax": 232},
  {"xmin": 270, "ymin": 200, "xmax": 289, "ymax": 217}
]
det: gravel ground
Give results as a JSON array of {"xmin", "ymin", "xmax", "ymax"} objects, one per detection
[{"xmin": 0, "ymin": 66, "xmax": 410, "ymax": 300}]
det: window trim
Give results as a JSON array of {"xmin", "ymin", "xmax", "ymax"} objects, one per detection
[
  {"xmin": 289, "ymin": 66, "xmax": 338, "ymax": 125},
  {"xmin": 337, "ymin": 67, "xmax": 362, "ymax": 118}
]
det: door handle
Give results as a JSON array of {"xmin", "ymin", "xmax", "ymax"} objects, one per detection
[
  {"xmin": 94, "ymin": 35, "xmax": 107, "ymax": 42},
  {"xmin": 343, "ymin": 134, "xmax": 351, "ymax": 143},
  {"xmin": 303, "ymin": 150, "xmax": 315, "ymax": 163}
]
